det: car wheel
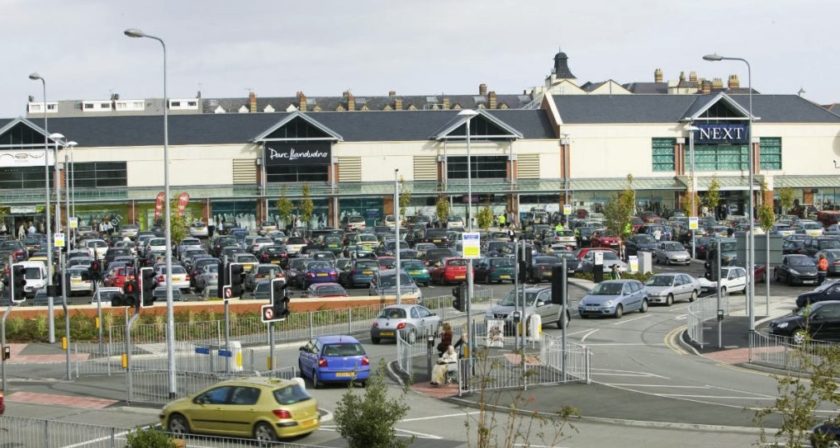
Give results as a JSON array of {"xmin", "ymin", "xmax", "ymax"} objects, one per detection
[
  {"xmin": 639, "ymin": 299, "xmax": 648, "ymax": 313},
  {"xmin": 557, "ymin": 311, "xmax": 570, "ymax": 329},
  {"xmin": 689, "ymin": 290, "xmax": 697, "ymax": 302},
  {"xmin": 792, "ymin": 329, "xmax": 808, "ymax": 345},
  {"xmin": 167, "ymin": 413, "xmax": 190, "ymax": 435},
  {"xmin": 312, "ymin": 370, "xmax": 322, "ymax": 389},
  {"xmin": 614, "ymin": 305, "xmax": 624, "ymax": 319},
  {"xmin": 579, "ymin": 313, "xmax": 589, "ymax": 319},
  {"xmin": 254, "ymin": 422, "xmax": 279, "ymax": 443},
  {"xmin": 666, "ymin": 294, "xmax": 674, "ymax": 307}
]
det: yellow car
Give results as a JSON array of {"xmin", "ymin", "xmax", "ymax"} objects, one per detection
[{"xmin": 159, "ymin": 377, "xmax": 320, "ymax": 442}]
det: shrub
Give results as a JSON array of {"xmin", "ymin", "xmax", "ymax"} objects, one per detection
[{"xmin": 125, "ymin": 427, "xmax": 176, "ymax": 448}]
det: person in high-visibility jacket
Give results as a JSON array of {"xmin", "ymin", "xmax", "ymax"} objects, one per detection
[
  {"xmin": 818, "ymin": 254, "xmax": 829, "ymax": 285},
  {"xmin": 554, "ymin": 222, "xmax": 564, "ymax": 232}
]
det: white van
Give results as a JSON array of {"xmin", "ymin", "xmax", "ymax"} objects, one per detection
[{"xmin": 16, "ymin": 261, "xmax": 47, "ymax": 298}]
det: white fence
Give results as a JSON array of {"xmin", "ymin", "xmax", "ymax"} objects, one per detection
[
  {"xmin": 748, "ymin": 331, "xmax": 839, "ymax": 372},
  {"xmin": 686, "ymin": 293, "xmax": 731, "ymax": 348}
]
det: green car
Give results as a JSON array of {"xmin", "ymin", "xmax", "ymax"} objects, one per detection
[
  {"xmin": 474, "ymin": 257, "xmax": 516, "ymax": 284},
  {"xmin": 401, "ymin": 259, "xmax": 431, "ymax": 287},
  {"xmin": 324, "ymin": 236, "xmax": 344, "ymax": 254}
]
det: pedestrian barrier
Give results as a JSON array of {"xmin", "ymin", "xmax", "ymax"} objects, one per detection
[
  {"xmin": 686, "ymin": 293, "xmax": 731, "ymax": 348},
  {"xmin": 748, "ymin": 331, "xmax": 838, "ymax": 372}
]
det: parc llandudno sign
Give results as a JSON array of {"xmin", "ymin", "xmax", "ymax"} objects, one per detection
[
  {"xmin": 264, "ymin": 142, "xmax": 331, "ymax": 166},
  {"xmin": 693, "ymin": 123, "xmax": 748, "ymax": 145}
]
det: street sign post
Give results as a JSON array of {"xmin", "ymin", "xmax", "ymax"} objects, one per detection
[
  {"xmin": 68, "ymin": 217, "xmax": 78, "ymax": 230},
  {"xmin": 689, "ymin": 217, "xmax": 699, "ymax": 230},
  {"xmin": 563, "ymin": 204, "xmax": 572, "ymax": 216},
  {"xmin": 462, "ymin": 232, "xmax": 481, "ymax": 259},
  {"xmin": 54, "ymin": 233, "xmax": 65, "ymax": 248}
]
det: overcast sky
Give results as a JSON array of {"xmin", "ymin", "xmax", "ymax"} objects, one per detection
[{"xmin": 3, "ymin": 0, "xmax": 838, "ymax": 117}]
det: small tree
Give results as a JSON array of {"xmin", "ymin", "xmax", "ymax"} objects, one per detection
[
  {"xmin": 707, "ymin": 175, "xmax": 721, "ymax": 211},
  {"xmin": 683, "ymin": 191, "xmax": 702, "ymax": 216},
  {"xmin": 436, "ymin": 196, "xmax": 450, "ymax": 225},
  {"xmin": 276, "ymin": 186, "xmax": 293, "ymax": 228},
  {"xmin": 125, "ymin": 427, "xmax": 175, "ymax": 448},
  {"xmin": 333, "ymin": 365, "xmax": 412, "ymax": 448},
  {"xmin": 398, "ymin": 176, "xmax": 411, "ymax": 220},
  {"xmin": 300, "ymin": 183, "xmax": 314, "ymax": 234},
  {"xmin": 779, "ymin": 186, "xmax": 796, "ymax": 215},
  {"xmin": 169, "ymin": 201, "xmax": 188, "ymax": 243},
  {"xmin": 604, "ymin": 175, "xmax": 635, "ymax": 239},
  {"xmin": 477, "ymin": 205, "xmax": 494, "ymax": 230}
]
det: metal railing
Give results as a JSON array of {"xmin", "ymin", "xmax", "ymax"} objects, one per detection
[
  {"xmin": 686, "ymin": 293, "xmax": 731, "ymax": 348},
  {"xmin": 748, "ymin": 331, "xmax": 839, "ymax": 372}
]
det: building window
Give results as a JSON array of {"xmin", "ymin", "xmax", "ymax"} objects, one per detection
[
  {"xmin": 0, "ymin": 166, "xmax": 54, "ymax": 190},
  {"xmin": 694, "ymin": 145, "xmax": 749, "ymax": 171},
  {"xmin": 651, "ymin": 138, "xmax": 675, "ymax": 172},
  {"xmin": 447, "ymin": 156, "xmax": 507, "ymax": 179},
  {"xmin": 73, "ymin": 162, "xmax": 127, "ymax": 188},
  {"xmin": 760, "ymin": 137, "xmax": 782, "ymax": 170},
  {"xmin": 267, "ymin": 165, "xmax": 328, "ymax": 183}
]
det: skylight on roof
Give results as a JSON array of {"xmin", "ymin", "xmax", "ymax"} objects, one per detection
[
  {"xmin": 518, "ymin": 95, "xmax": 531, "ymax": 102},
  {"xmin": 426, "ymin": 96, "xmax": 439, "ymax": 103},
  {"xmin": 473, "ymin": 96, "xmax": 487, "ymax": 104}
]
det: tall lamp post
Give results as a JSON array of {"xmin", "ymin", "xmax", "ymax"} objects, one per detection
[
  {"xmin": 28, "ymin": 72, "xmax": 55, "ymax": 344},
  {"xmin": 125, "ymin": 28, "xmax": 176, "ymax": 397},
  {"xmin": 458, "ymin": 109, "xmax": 478, "ymax": 358},
  {"xmin": 686, "ymin": 125, "xmax": 699, "ymax": 259},
  {"xmin": 704, "ymin": 53, "xmax": 755, "ymax": 331}
]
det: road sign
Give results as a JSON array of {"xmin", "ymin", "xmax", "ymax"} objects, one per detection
[
  {"xmin": 563, "ymin": 204, "xmax": 572, "ymax": 216},
  {"xmin": 261, "ymin": 304, "xmax": 281, "ymax": 323},
  {"xmin": 54, "ymin": 233, "xmax": 65, "ymax": 248},
  {"xmin": 68, "ymin": 217, "xmax": 78, "ymax": 229},
  {"xmin": 689, "ymin": 216, "xmax": 699, "ymax": 230},
  {"xmin": 195, "ymin": 347, "xmax": 210, "ymax": 355},
  {"xmin": 594, "ymin": 251, "xmax": 604, "ymax": 266},
  {"xmin": 462, "ymin": 232, "xmax": 481, "ymax": 259},
  {"xmin": 218, "ymin": 349, "xmax": 232, "ymax": 358},
  {"xmin": 223, "ymin": 285, "xmax": 233, "ymax": 299}
]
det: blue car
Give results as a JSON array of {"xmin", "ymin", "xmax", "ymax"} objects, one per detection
[
  {"xmin": 578, "ymin": 280, "xmax": 649, "ymax": 319},
  {"xmin": 302, "ymin": 260, "xmax": 339, "ymax": 288},
  {"xmin": 339, "ymin": 259, "xmax": 379, "ymax": 288},
  {"xmin": 298, "ymin": 335, "xmax": 370, "ymax": 388}
]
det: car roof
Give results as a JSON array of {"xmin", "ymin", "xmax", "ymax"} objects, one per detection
[{"xmin": 315, "ymin": 335, "xmax": 360, "ymax": 344}]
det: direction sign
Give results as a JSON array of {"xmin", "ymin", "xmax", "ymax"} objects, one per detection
[
  {"xmin": 54, "ymin": 233, "xmax": 65, "ymax": 248},
  {"xmin": 594, "ymin": 251, "xmax": 604, "ymax": 266},
  {"xmin": 563, "ymin": 204, "xmax": 572, "ymax": 216},
  {"xmin": 689, "ymin": 216, "xmax": 699, "ymax": 230},
  {"xmin": 462, "ymin": 232, "xmax": 481, "ymax": 259}
]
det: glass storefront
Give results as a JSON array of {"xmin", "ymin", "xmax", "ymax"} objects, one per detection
[{"xmin": 339, "ymin": 198, "xmax": 383, "ymax": 227}]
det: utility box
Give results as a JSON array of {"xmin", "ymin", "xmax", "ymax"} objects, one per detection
[
  {"xmin": 735, "ymin": 232, "xmax": 783, "ymax": 270},
  {"xmin": 637, "ymin": 251, "xmax": 653, "ymax": 274}
]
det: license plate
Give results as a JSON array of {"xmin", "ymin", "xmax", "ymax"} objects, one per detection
[
  {"xmin": 803, "ymin": 280, "xmax": 816, "ymax": 284},
  {"xmin": 301, "ymin": 417, "xmax": 317, "ymax": 427},
  {"xmin": 335, "ymin": 372, "xmax": 355, "ymax": 377},
  {"xmin": 410, "ymin": 271, "xmax": 422, "ymax": 275},
  {"xmin": 455, "ymin": 275, "xmax": 465, "ymax": 280},
  {"xmin": 317, "ymin": 273, "xmax": 328, "ymax": 277},
  {"xmin": 499, "ymin": 275, "xmax": 510, "ymax": 279},
  {"xmin": 71, "ymin": 279, "xmax": 82, "ymax": 285},
  {"xmin": 433, "ymin": 240, "xmax": 441, "ymax": 243},
  {"xmin": 363, "ymin": 270, "xmax": 372, "ymax": 275},
  {"xmin": 271, "ymin": 260, "xmax": 280, "ymax": 265},
  {"xmin": 587, "ymin": 306, "xmax": 598, "ymax": 310},
  {"xmin": 380, "ymin": 331, "xmax": 394, "ymax": 336}
]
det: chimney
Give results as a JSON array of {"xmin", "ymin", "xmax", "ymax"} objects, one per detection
[
  {"xmin": 297, "ymin": 91, "xmax": 307, "ymax": 112},
  {"xmin": 388, "ymin": 90, "xmax": 396, "ymax": 97},
  {"xmin": 442, "ymin": 97, "xmax": 450, "ymax": 110},
  {"xmin": 479, "ymin": 83, "xmax": 488, "ymax": 96},
  {"xmin": 488, "ymin": 91, "xmax": 497, "ymax": 109},
  {"xmin": 394, "ymin": 97, "xmax": 403, "ymax": 111},
  {"xmin": 344, "ymin": 90, "xmax": 355, "ymax": 111},
  {"xmin": 678, "ymin": 71, "xmax": 686, "ymax": 83},
  {"xmin": 248, "ymin": 91, "xmax": 257, "ymax": 113},
  {"xmin": 701, "ymin": 80, "xmax": 712, "ymax": 95},
  {"xmin": 689, "ymin": 71, "xmax": 698, "ymax": 83},
  {"xmin": 728, "ymin": 74, "xmax": 740, "ymax": 89},
  {"xmin": 654, "ymin": 68, "xmax": 663, "ymax": 83},
  {"xmin": 712, "ymin": 78, "xmax": 724, "ymax": 89}
]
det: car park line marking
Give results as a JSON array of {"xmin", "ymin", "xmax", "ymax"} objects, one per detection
[
  {"xmin": 580, "ymin": 329, "xmax": 599, "ymax": 342},
  {"xmin": 61, "ymin": 430, "xmax": 131, "ymax": 448},
  {"xmin": 401, "ymin": 411, "xmax": 481, "ymax": 422},
  {"xmin": 582, "ymin": 343, "xmax": 666, "ymax": 346},
  {"xmin": 591, "ymin": 368, "xmax": 670, "ymax": 379},
  {"xmin": 611, "ymin": 314, "xmax": 652, "ymax": 326},
  {"xmin": 320, "ymin": 425, "xmax": 442, "ymax": 439},
  {"xmin": 675, "ymin": 314, "xmax": 688, "ymax": 321},
  {"xmin": 606, "ymin": 384, "xmax": 711, "ymax": 389},
  {"xmin": 563, "ymin": 328, "xmax": 597, "ymax": 337},
  {"xmin": 655, "ymin": 393, "xmax": 776, "ymax": 400}
]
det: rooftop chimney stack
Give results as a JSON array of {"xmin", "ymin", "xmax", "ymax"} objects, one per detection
[
  {"xmin": 388, "ymin": 90, "xmax": 396, "ymax": 97},
  {"xmin": 479, "ymin": 83, "xmax": 488, "ymax": 96},
  {"xmin": 728, "ymin": 74, "xmax": 740, "ymax": 89},
  {"xmin": 679, "ymin": 71, "xmax": 686, "ymax": 83},
  {"xmin": 297, "ymin": 91, "xmax": 307, "ymax": 112},
  {"xmin": 689, "ymin": 71, "xmax": 698, "ymax": 83},
  {"xmin": 344, "ymin": 90, "xmax": 355, "ymax": 111},
  {"xmin": 654, "ymin": 68, "xmax": 663, "ymax": 83},
  {"xmin": 443, "ymin": 97, "xmax": 450, "ymax": 110},
  {"xmin": 712, "ymin": 78, "xmax": 724, "ymax": 89},
  {"xmin": 488, "ymin": 91, "xmax": 497, "ymax": 109},
  {"xmin": 248, "ymin": 91, "xmax": 257, "ymax": 113},
  {"xmin": 702, "ymin": 80, "xmax": 712, "ymax": 95},
  {"xmin": 394, "ymin": 97, "xmax": 403, "ymax": 111}
]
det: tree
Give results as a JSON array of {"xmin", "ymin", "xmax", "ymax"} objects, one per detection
[
  {"xmin": 436, "ymin": 196, "xmax": 450, "ymax": 225},
  {"xmin": 0, "ymin": 203, "xmax": 7, "ymax": 233},
  {"xmin": 477, "ymin": 205, "xmax": 494, "ymax": 230},
  {"xmin": 683, "ymin": 191, "xmax": 702, "ymax": 216},
  {"xmin": 276, "ymin": 186, "xmax": 293, "ymax": 228},
  {"xmin": 604, "ymin": 176, "xmax": 635, "ymax": 239},
  {"xmin": 398, "ymin": 176, "xmax": 411, "ymax": 220},
  {"xmin": 169, "ymin": 200, "xmax": 188, "ymax": 243},
  {"xmin": 707, "ymin": 175, "xmax": 721, "ymax": 211},
  {"xmin": 758, "ymin": 204, "xmax": 776, "ymax": 232},
  {"xmin": 300, "ymin": 183, "xmax": 314, "ymax": 234},
  {"xmin": 780, "ymin": 186, "xmax": 796, "ymax": 215},
  {"xmin": 333, "ymin": 365, "xmax": 412, "ymax": 448}
]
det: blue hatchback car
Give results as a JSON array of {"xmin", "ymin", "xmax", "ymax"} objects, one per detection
[{"xmin": 298, "ymin": 335, "xmax": 370, "ymax": 388}]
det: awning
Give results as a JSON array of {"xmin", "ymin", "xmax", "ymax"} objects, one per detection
[{"xmin": 569, "ymin": 177, "xmax": 682, "ymax": 191}]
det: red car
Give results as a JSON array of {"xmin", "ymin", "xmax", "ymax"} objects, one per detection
[
  {"xmin": 377, "ymin": 256, "xmax": 397, "ymax": 270},
  {"xmin": 574, "ymin": 247, "xmax": 618, "ymax": 261},
  {"xmin": 0, "ymin": 388, "xmax": 4, "ymax": 415},
  {"xmin": 103, "ymin": 266, "xmax": 136, "ymax": 291},
  {"xmin": 590, "ymin": 232, "xmax": 621, "ymax": 249},
  {"xmin": 430, "ymin": 257, "xmax": 468, "ymax": 285}
]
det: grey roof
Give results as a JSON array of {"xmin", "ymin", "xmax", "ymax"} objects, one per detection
[
  {"xmin": 8, "ymin": 109, "xmax": 555, "ymax": 148},
  {"xmin": 622, "ymin": 82, "xmax": 669, "ymax": 94},
  {"xmin": 552, "ymin": 94, "xmax": 840, "ymax": 124}
]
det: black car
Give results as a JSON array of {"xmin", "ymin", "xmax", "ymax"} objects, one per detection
[
  {"xmin": 256, "ymin": 244, "xmax": 289, "ymax": 268},
  {"xmin": 212, "ymin": 237, "xmax": 238, "ymax": 257},
  {"xmin": 795, "ymin": 280, "xmax": 840, "ymax": 308},
  {"xmin": 811, "ymin": 421, "xmax": 840, "ymax": 447},
  {"xmin": 803, "ymin": 236, "xmax": 840, "ymax": 257},
  {"xmin": 774, "ymin": 254, "xmax": 819, "ymax": 286},
  {"xmin": 528, "ymin": 255, "xmax": 561, "ymax": 283},
  {"xmin": 423, "ymin": 229, "xmax": 450, "ymax": 248},
  {"xmin": 704, "ymin": 238, "xmax": 737, "ymax": 278},
  {"xmin": 782, "ymin": 238, "xmax": 808, "ymax": 256},
  {"xmin": 769, "ymin": 300, "xmax": 840, "ymax": 343},
  {"xmin": 624, "ymin": 234, "xmax": 659, "ymax": 256}
]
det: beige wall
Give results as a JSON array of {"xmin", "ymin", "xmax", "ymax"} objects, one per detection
[{"xmin": 752, "ymin": 123, "xmax": 840, "ymax": 176}]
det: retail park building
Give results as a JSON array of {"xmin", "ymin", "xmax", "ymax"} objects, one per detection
[{"xmin": 2, "ymin": 51, "xmax": 839, "ymax": 231}]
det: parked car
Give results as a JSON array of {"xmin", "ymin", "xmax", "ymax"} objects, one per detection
[
  {"xmin": 400, "ymin": 259, "xmax": 431, "ymax": 287},
  {"xmin": 699, "ymin": 266, "xmax": 747, "ymax": 296},
  {"xmin": 152, "ymin": 286, "xmax": 185, "ymax": 302},
  {"xmin": 795, "ymin": 280, "xmax": 840, "ymax": 308},
  {"xmin": 429, "ymin": 257, "xmax": 468, "ymax": 285},
  {"xmin": 473, "ymin": 257, "xmax": 516, "ymax": 284},
  {"xmin": 305, "ymin": 283, "xmax": 348, "ymax": 299},
  {"xmin": 189, "ymin": 221, "xmax": 209, "ymax": 238},
  {"xmin": 485, "ymin": 286, "xmax": 570, "ymax": 333},
  {"xmin": 803, "ymin": 237, "xmax": 840, "ymax": 257},
  {"xmin": 370, "ymin": 304, "xmax": 441, "ymax": 344},
  {"xmin": 576, "ymin": 250, "xmax": 627, "ymax": 274},
  {"xmin": 66, "ymin": 265, "xmax": 94, "ymax": 296},
  {"xmin": 155, "ymin": 265, "xmax": 190, "ymax": 291},
  {"xmin": 578, "ymin": 280, "xmax": 649, "ymax": 318},
  {"xmin": 249, "ymin": 280, "xmax": 272, "ymax": 300},
  {"xmin": 816, "ymin": 249, "xmax": 840, "ymax": 276},
  {"xmin": 233, "ymin": 253, "xmax": 259, "ymax": 273},
  {"xmin": 301, "ymin": 260, "xmax": 339, "ymax": 288},
  {"xmin": 244, "ymin": 264, "xmax": 285, "ymax": 292},
  {"xmin": 159, "ymin": 377, "xmax": 320, "ymax": 441},
  {"xmin": 194, "ymin": 264, "xmax": 218, "ymax": 295},
  {"xmin": 527, "ymin": 255, "xmax": 560, "ymax": 283},
  {"xmin": 644, "ymin": 273, "xmax": 700, "ymax": 306},
  {"xmin": 624, "ymin": 234, "xmax": 659, "ymax": 256},
  {"xmin": 590, "ymin": 232, "xmax": 621, "ymax": 250},
  {"xmin": 343, "ymin": 215, "xmax": 366, "ymax": 232},
  {"xmin": 119, "ymin": 224, "xmax": 140, "ymax": 239},
  {"xmin": 89, "ymin": 286, "xmax": 124, "ymax": 305},
  {"xmin": 257, "ymin": 245, "xmax": 289, "ymax": 268},
  {"xmin": 368, "ymin": 269, "xmax": 422, "ymax": 301},
  {"xmin": 654, "ymin": 241, "xmax": 691, "ymax": 265},
  {"xmin": 298, "ymin": 335, "xmax": 369, "ymax": 388},
  {"xmin": 769, "ymin": 300, "xmax": 840, "ymax": 344},
  {"xmin": 774, "ymin": 254, "xmax": 819, "ymax": 286}
]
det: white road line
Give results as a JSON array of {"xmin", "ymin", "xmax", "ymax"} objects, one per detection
[
  {"xmin": 611, "ymin": 314, "xmax": 653, "ymax": 326},
  {"xmin": 675, "ymin": 314, "xmax": 688, "ymax": 321},
  {"xmin": 655, "ymin": 393, "xmax": 776, "ymax": 400},
  {"xmin": 401, "ymin": 411, "xmax": 481, "ymax": 422},
  {"xmin": 61, "ymin": 430, "xmax": 131, "ymax": 448},
  {"xmin": 591, "ymin": 368, "xmax": 670, "ymax": 379},
  {"xmin": 394, "ymin": 428, "xmax": 444, "ymax": 439},
  {"xmin": 606, "ymin": 384, "xmax": 711, "ymax": 389},
  {"xmin": 580, "ymin": 329, "xmax": 599, "ymax": 342},
  {"xmin": 564, "ymin": 328, "xmax": 597, "ymax": 337},
  {"xmin": 583, "ymin": 343, "xmax": 665, "ymax": 346}
]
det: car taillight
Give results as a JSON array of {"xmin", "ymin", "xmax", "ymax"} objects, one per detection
[
  {"xmin": 157, "ymin": 275, "xmax": 164, "ymax": 282},
  {"xmin": 307, "ymin": 272, "xmax": 315, "ymax": 277},
  {"xmin": 185, "ymin": 275, "xmax": 190, "ymax": 281},
  {"xmin": 318, "ymin": 358, "xmax": 328, "ymax": 368},
  {"xmin": 272, "ymin": 409, "xmax": 292, "ymax": 419},
  {"xmin": 372, "ymin": 322, "xmax": 379, "ymax": 328},
  {"xmin": 361, "ymin": 356, "xmax": 369, "ymax": 366},
  {"xmin": 396, "ymin": 322, "xmax": 406, "ymax": 330}
]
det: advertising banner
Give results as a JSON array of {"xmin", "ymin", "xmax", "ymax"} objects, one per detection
[
  {"xmin": 153, "ymin": 192, "xmax": 165, "ymax": 221},
  {"xmin": 264, "ymin": 142, "xmax": 331, "ymax": 166},
  {"xmin": 177, "ymin": 192, "xmax": 191, "ymax": 217},
  {"xmin": 693, "ymin": 123, "xmax": 748, "ymax": 145}
]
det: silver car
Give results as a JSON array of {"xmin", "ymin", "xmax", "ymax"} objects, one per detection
[
  {"xmin": 644, "ymin": 273, "xmax": 700, "ymax": 306},
  {"xmin": 370, "ymin": 304, "xmax": 440, "ymax": 344},
  {"xmin": 368, "ymin": 270, "xmax": 422, "ymax": 303},
  {"xmin": 194, "ymin": 264, "xmax": 219, "ymax": 296},
  {"xmin": 578, "ymin": 280, "xmax": 649, "ymax": 318},
  {"xmin": 654, "ymin": 241, "xmax": 691, "ymax": 265},
  {"xmin": 485, "ymin": 286, "xmax": 570, "ymax": 332}
]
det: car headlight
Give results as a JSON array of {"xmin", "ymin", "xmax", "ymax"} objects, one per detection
[
  {"xmin": 605, "ymin": 300, "xmax": 614, "ymax": 307},
  {"xmin": 789, "ymin": 269, "xmax": 800, "ymax": 275},
  {"xmin": 775, "ymin": 322, "xmax": 789, "ymax": 329}
]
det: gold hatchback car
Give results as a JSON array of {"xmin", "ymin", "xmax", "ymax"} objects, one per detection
[{"xmin": 159, "ymin": 377, "xmax": 320, "ymax": 442}]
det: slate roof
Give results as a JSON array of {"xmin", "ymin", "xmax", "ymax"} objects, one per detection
[
  {"xmin": 552, "ymin": 94, "xmax": 840, "ymax": 124},
  {"xmin": 623, "ymin": 82, "xmax": 669, "ymax": 94},
  {"xmin": 9, "ymin": 110, "xmax": 555, "ymax": 148}
]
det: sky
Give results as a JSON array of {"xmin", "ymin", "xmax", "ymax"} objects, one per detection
[{"xmin": 2, "ymin": 0, "xmax": 838, "ymax": 118}]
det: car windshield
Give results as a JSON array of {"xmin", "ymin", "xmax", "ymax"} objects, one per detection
[
  {"xmin": 789, "ymin": 256, "xmax": 814, "ymax": 266},
  {"xmin": 236, "ymin": 255, "xmax": 258, "ymax": 263},
  {"xmin": 646, "ymin": 276, "xmax": 675, "ymax": 287},
  {"xmin": 355, "ymin": 261, "xmax": 378, "ymax": 270},
  {"xmin": 534, "ymin": 256, "xmax": 559, "ymax": 265},
  {"xmin": 591, "ymin": 282, "xmax": 624, "ymax": 296},
  {"xmin": 308, "ymin": 261, "xmax": 332, "ymax": 270},
  {"xmin": 490, "ymin": 258, "xmax": 513, "ymax": 267},
  {"xmin": 721, "ymin": 242, "xmax": 736, "ymax": 252},
  {"xmin": 322, "ymin": 343, "xmax": 365, "ymax": 357},
  {"xmin": 287, "ymin": 238, "xmax": 305, "ymax": 245},
  {"xmin": 379, "ymin": 308, "xmax": 406, "ymax": 319},
  {"xmin": 273, "ymin": 384, "xmax": 311, "ymax": 405},
  {"xmin": 25, "ymin": 267, "xmax": 41, "ymax": 279},
  {"xmin": 314, "ymin": 285, "xmax": 344, "ymax": 296},
  {"xmin": 500, "ymin": 290, "xmax": 539, "ymax": 306},
  {"xmin": 378, "ymin": 273, "xmax": 412, "ymax": 287},
  {"xmin": 447, "ymin": 259, "xmax": 467, "ymax": 267},
  {"xmin": 402, "ymin": 260, "xmax": 425, "ymax": 269},
  {"xmin": 660, "ymin": 242, "xmax": 683, "ymax": 251}
]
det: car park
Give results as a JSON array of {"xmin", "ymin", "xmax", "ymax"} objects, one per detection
[
  {"xmin": 699, "ymin": 266, "xmax": 747, "ymax": 296},
  {"xmin": 578, "ymin": 280, "xmax": 649, "ymax": 318},
  {"xmin": 233, "ymin": 253, "xmax": 259, "ymax": 273},
  {"xmin": 400, "ymin": 259, "xmax": 430, "ymax": 286},
  {"xmin": 257, "ymin": 245, "xmax": 289, "ymax": 268},
  {"xmin": 486, "ymin": 286, "xmax": 570, "ymax": 332},
  {"xmin": 119, "ymin": 224, "xmax": 140, "ymax": 239},
  {"xmin": 244, "ymin": 264, "xmax": 285, "ymax": 292},
  {"xmin": 774, "ymin": 254, "xmax": 819, "ymax": 286},
  {"xmin": 66, "ymin": 265, "xmax": 94, "ymax": 296},
  {"xmin": 305, "ymin": 283, "xmax": 348, "ymax": 298},
  {"xmin": 429, "ymin": 257, "xmax": 468, "ymax": 285},
  {"xmin": 298, "ymin": 335, "xmax": 369, "ymax": 388},
  {"xmin": 90, "ymin": 287, "xmax": 124, "ymax": 305},
  {"xmin": 473, "ymin": 257, "xmax": 515, "ymax": 284},
  {"xmin": 153, "ymin": 286, "xmax": 186, "ymax": 302},
  {"xmin": 285, "ymin": 237, "xmax": 307, "ymax": 256},
  {"xmin": 644, "ymin": 273, "xmax": 700, "ymax": 305},
  {"xmin": 370, "ymin": 304, "xmax": 440, "ymax": 344},
  {"xmin": 576, "ymin": 249, "xmax": 626, "ymax": 273},
  {"xmin": 159, "ymin": 377, "xmax": 319, "ymax": 441},
  {"xmin": 338, "ymin": 259, "xmax": 378, "ymax": 288},
  {"xmin": 625, "ymin": 234, "xmax": 659, "ymax": 256},
  {"xmin": 769, "ymin": 300, "xmax": 840, "ymax": 343},
  {"xmin": 816, "ymin": 249, "xmax": 840, "ymax": 276},
  {"xmin": 194, "ymin": 264, "xmax": 218, "ymax": 295}
]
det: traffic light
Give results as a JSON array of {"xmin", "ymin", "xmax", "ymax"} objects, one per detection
[
  {"xmin": 216, "ymin": 261, "xmax": 227, "ymax": 299},
  {"xmin": 110, "ymin": 292, "xmax": 129, "ymax": 307},
  {"xmin": 230, "ymin": 263, "xmax": 244, "ymax": 298},
  {"xmin": 271, "ymin": 279, "xmax": 290, "ymax": 320},
  {"xmin": 140, "ymin": 268, "xmax": 156, "ymax": 307},
  {"xmin": 551, "ymin": 265, "xmax": 565, "ymax": 305},
  {"xmin": 122, "ymin": 280, "xmax": 138, "ymax": 308},
  {"xmin": 11, "ymin": 264, "xmax": 26, "ymax": 303},
  {"xmin": 452, "ymin": 283, "xmax": 466, "ymax": 312},
  {"xmin": 271, "ymin": 279, "xmax": 285, "ymax": 303}
]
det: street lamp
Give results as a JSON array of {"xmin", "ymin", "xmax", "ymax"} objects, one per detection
[
  {"xmin": 394, "ymin": 169, "xmax": 401, "ymax": 304},
  {"xmin": 49, "ymin": 133, "xmax": 64, "ymax": 236},
  {"xmin": 29, "ymin": 72, "xmax": 56, "ymax": 344},
  {"xmin": 125, "ymin": 27, "xmax": 177, "ymax": 398},
  {"xmin": 458, "ymin": 109, "xmax": 478, "ymax": 359},
  {"xmin": 685, "ymin": 125, "xmax": 700, "ymax": 259},
  {"xmin": 704, "ymin": 52, "xmax": 755, "ymax": 331}
]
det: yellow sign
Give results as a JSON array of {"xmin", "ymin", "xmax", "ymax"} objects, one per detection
[
  {"xmin": 462, "ymin": 232, "xmax": 481, "ymax": 259},
  {"xmin": 54, "ymin": 233, "xmax": 65, "ymax": 248},
  {"xmin": 563, "ymin": 204, "xmax": 572, "ymax": 216},
  {"xmin": 689, "ymin": 217, "xmax": 699, "ymax": 230},
  {"xmin": 68, "ymin": 217, "xmax": 78, "ymax": 230}
]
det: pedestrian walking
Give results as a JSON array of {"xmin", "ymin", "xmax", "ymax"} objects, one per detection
[
  {"xmin": 437, "ymin": 323, "xmax": 453, "ymax": 357},
  {"xmin": 818, "ymin": 254, "xmax": 829, "ymax": 285}
]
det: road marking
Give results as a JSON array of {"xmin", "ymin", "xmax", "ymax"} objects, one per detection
[
  {"xmin": 675, "ymin": 314, "xmax": 688, "ymax": 321},
  {"xmin": 61, "ymin": 430, "xmax": 131, "ymax": 448},
  {"xmin": 591, "ymin": 368, "xmax": 670, "ymax": 379},
  {"xmin": 564, "ymin": 328, "xmax": 597, "ymax": 337},
  {"xmin": 606, "ymin": 384, "xmax": 711, "ymax": 389},
  {"xmin": 321, "ymin": 425, "xmax": 442, "ymax": 439},
  {"xmin": 663, "ymin": 325, "xmax": 690, "ymax": 356},
  {"xmin": 612, "ymin": 314, "xmax": 652, "ymax": 326},
  {"xmin": 583, "ymin": 343, "xmax": 666, "ymax": 346},
  {"xmin": 655, "ymin": 393, "xmax": 776, "ymax": 400},
  {"xmin": 580, "ymin": 329, "xmax": 599, "ymax": 342},
  {"xmin": 401, "ymin": 411, "xmax": 481, "ymax": 422}
]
